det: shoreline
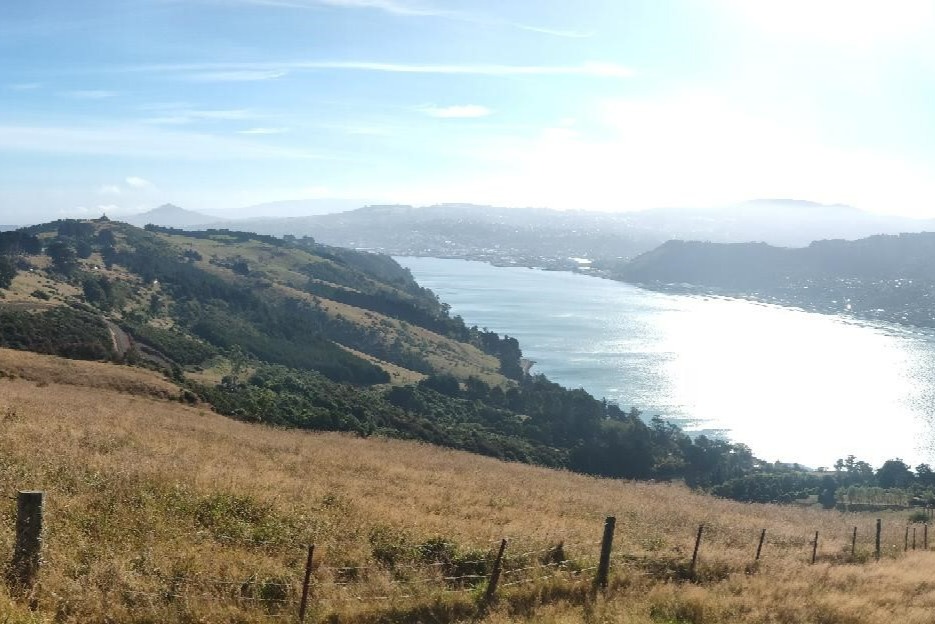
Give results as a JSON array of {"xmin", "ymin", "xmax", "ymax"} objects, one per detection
[{"xmin": 395, "ymin": 253, "xmax": 935, "ymax": 339}]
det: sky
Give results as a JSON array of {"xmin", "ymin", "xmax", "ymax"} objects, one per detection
[{"xmin": 2, "ymin": 0, "xmax": 935, "ymax": 223}]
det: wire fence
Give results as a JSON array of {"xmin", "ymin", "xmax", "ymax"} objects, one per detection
[{"xmin": 7, "ymin": 490, "xmax": 935, "ymax": 623}]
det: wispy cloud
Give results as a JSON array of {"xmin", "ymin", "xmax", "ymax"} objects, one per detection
[
  {"xmin": 183, "ymin": 69, "xmax": 288, "ymax": 82},
  {"xmin": 142, "ymin": 116, "xmax": 192, "ymax": 125},
  {"xmin": 98, "ymin": 184, "xmax": 121, "ymax": 196},
  {"xmin": 60, "ymin": 89, "xmax": 119, "ymax": 99},
  {"xmin": 8, "ymin": 82, "xmax": 41, "ymax": 91},
  {"xmin": 417, "ymin": 104, "xmax": 492, "ymax": 119},
  {"xmin": 141, "ymin": 108, "xmax": 258, "ymax": 124},
  {"xmin": 237, "ymin": 127, "xmax": 289, "ymax": 134},
  {"xmin": 0, "ymin": 123, "xmax": 323, "ymax": 160},
  {"xmin": 517, "ymin": 24, "xmax": 595, "ymax": 38},
  {"xmin": 131, "ymin": 60, "xmax": 634, "ymax": 78},
  {"xmin": 215, "ymin": 0, "xmax": 450, "ymax": 17},
  {"xmin": 126, "ymin": 176, "xmax": 154, "ymax": 189}
]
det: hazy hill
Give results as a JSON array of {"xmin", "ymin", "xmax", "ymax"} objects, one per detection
[
  {"xmin": 124, "ymin": 203, "xmax": 217, "ymax": 228},
  {"xmin": 177, "ymin": 199, "xmax": 935, "ymax": 267},
  {"xmin": 612, "ymin": 231, "xmax": 935, "ymax": 326},
  {"xmin": 217, "ymin": 197, "xmax": 368, "ymax": 219},
  {"xmin": 223, "ymin": 203, "xmax": 662, "ymax": 267},
  {"xmin": 0, "ymin": 218, "xmax": 762, "ymax": 487},
  {"xmin": 625, "ymin": 199, "xmax": 934, "ymax": 247}
]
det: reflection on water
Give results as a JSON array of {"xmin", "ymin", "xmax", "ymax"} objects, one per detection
[{"xmin": 397, "ymin": 256, "xmax": 935, "ymax": 467}]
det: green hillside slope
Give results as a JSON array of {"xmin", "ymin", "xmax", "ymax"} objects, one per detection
[{"xmin": 0, "ymin": 218, "xmax": 762, "ymax": 488}]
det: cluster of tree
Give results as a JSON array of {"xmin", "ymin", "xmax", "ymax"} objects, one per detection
[
  {"xmin": 82, "ymin": 274, "xmax": 132, "ymax": 311},
  {"xmin": 144, "ymin": 224, "xmax": 292, "ymax": 249},
  {"xmin": 0, "ymin": 230, "xmax": 42, "ymax": 257},
  {"xmin": 0, "ymin": 307, "xmax": 115, "ymax": 360},
  {"xmin": 711, "ymin": 472, "xmax": 836, "ymax": 505},
  {"xmin": 710, "ymin": 455, "xmax": 935, "ymax": 507},
  {"xmin": 124, "ymin": 323, "xmax": 218, "ymax": 366},
  {"xmin": 190, "ymin": 305, "xmax": 389, "ymax": 384},
  {"xmin": 0, "ymin": 230, "xmax": 42, "ymax": 288},
  {"xmin": 0, "ymin": 257, "xmax": 15, "ymax": 290},
  {"xmin": 195, "ymin": 366, "xmax": 759, "ymax": 486}
]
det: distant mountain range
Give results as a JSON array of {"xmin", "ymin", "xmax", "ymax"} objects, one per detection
[
  {"xmin": 192, "ymin": 199, "xmax": 935, "ymax": 264},
  {"xmin": 85, "ymin": 198, "xmax": 935, "ymax": 268}
]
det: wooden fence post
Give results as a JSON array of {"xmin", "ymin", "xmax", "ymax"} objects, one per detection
[
  {"xmin": 875, "ymin": 519, "xmax": 881, "ymax": 561},
  {"xmin": 811, "ymin": 531, "xmax": 819, "ymax": 565},
  {"xmin": 905, "ymin": 525, "xmax": 909, "ymax": 552},
  {"xmin": 484, "ymin": 539, "xmax": 507, "ymax": 604},
  {"xmin": 9, "ymin": 491, "xmax": 44, "ymax": 590},
  {"xmin": 851, "ymin": 527, "xmax": 857, "ymax": 559},
  {"xmin": 913, "ymin": 527, "xmax": 917, "ymax": 551},
  {"xmin": 690, "ymin": 524, "xmax": 703, "ymax": 579},
  {"xmin": 755, "ymin": 528, "xmax": 766, "ymax": 562},
  {"xmin": 298, "ymin": 544, "xmax": 315, "ymax": 623},
  {"xmin": 595, "ymin": 516, "xmax": 616, "ymax": 590},
  {"xmin": 926, "ymin": 523, "xmax": 929, "ymax": 550}
]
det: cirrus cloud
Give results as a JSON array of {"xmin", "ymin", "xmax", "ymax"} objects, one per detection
[{"xmin": 417, "ymin": 104, "xmax": 492, "ymax": 119}]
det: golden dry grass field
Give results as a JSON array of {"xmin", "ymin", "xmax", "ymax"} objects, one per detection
[{"xmin": 0, "ymin": 348, "xmax": 932, "ymax": 623}]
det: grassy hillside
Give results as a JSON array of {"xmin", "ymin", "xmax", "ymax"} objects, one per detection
[
  {"xmin": 0, "ymin": 219, "xmax": 780, "ymax": 489},
  {"xmin": 0, "ymin": 351, "xmax": 931, "ymax": 623}
]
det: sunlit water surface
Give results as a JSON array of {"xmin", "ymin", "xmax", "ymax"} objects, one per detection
[{"xmin": 397, "ymin": 256, "xmax": 935, "ymax": 468}]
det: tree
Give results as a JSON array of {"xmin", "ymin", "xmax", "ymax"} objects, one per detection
[
  {"xmin": 916, "ymin": 463, "xmax": 935, "ymax": 488},
  {"xmin": 876, "ymin": 459, "xmax": 914, "ymax": 489},
  {"xmin": 97, "ymin": 229, "xmax": 116, "ymax": 246},
  {"xmin": 834, "ymin": 455, "xmax": 875, "ymax": 486},
  {"xmin": 818, "ymin": 474, "xmax": 837, "ymax": 509},
  {"xmin": 0, "ymin": 256, "xmax": 16, "ymax": 289},
  {"xmin": 46, "ymin": 239, "xmax": 79, "ymax": 276}
]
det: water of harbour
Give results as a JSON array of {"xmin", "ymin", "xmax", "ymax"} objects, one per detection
[{"xmin": 398, "ymin": 256, "xmax": 935, "ymax": 468}]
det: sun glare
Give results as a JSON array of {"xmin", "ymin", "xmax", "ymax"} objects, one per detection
[{"xmin": 727, "ymin": 0, "xmax": 935, "ymax": 46}]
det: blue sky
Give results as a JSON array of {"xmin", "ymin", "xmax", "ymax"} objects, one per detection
[{"xmin": 2, "ymin": 0, "xmax": 935, "ymax": 222}]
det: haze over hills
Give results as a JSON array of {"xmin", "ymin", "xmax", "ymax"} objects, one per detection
[
  {"xmin": 166, "ymin": 198, "xmax": 935, "ymax": 267},
  {"xmin": 18, "ymin": 199, "xmax": 935, "ymax": 267},
  {"xmin": 629, "ymin": 199, "xmax": 935, "ymax": 247},
  {"xmin": 609, "ymin": 231, "xmax": 935, "ymax": 328},
  {"xmin": 123, "ymin": 204, "xmax": 217, "ymax": 228},
  {"xmin": 214, "ymin": 197, "xmax": 370, "ymax": 219}
]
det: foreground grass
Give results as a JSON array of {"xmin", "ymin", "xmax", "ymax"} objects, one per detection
[{"xmin": 0, "ymin": 349, "xmax": 933, "ymax": 622}]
